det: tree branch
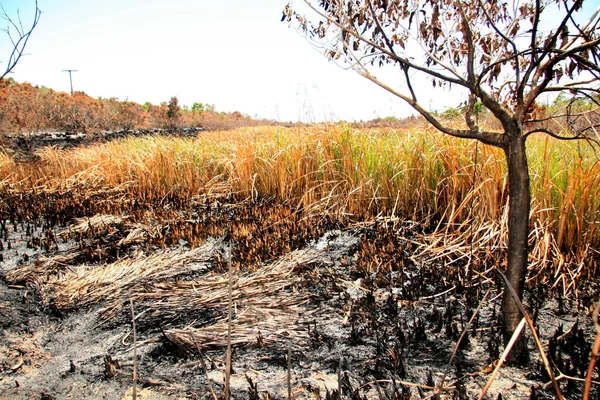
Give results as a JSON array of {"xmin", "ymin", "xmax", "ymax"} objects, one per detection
[
  {"xmin": 543, "ymin": 85, "xmax": 600, "ymax": 94},
  {"xmin": 523, "ymin": 0, "xmax": 579, "ymax": 91},
  {"xmin": 524, "ymin": 127, "xmax": 600, "ymax": 148},
  {"xmin": 524, "ymin": 37, "xmax": 600, "ymax": 118},
  {"xmin": 457, "ymin": 3, "xmax": 476, "ymax": 87},
  {"xmin": 477, "ymin": 0, "xmax": 521, "ymax": 94},
  {"xmin": 302, "ymin": 0, "xmax": 469, "ymax": 87},
  {"xmin": 366, "ymin": 0, "xmax": 417, "ymax": 103},
  {"xmin": 0, "ymin": 0, "xmax": 41, "ymax": 80},
  {"xmin": 567, "ymin": 4, "xmax": 600, "ymax": 65},
  {"xmin": 530, "ymin": 0, "xmax": 542, "ymax": 66},
  {"xmin": 527, "ymin": 107, "xmax": 599, "ymax": 124},
  {"xmin": 355, "ymin": 63, "xmax": 505, "ymax": 148}
]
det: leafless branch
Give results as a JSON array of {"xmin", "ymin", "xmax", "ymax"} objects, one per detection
[
  {"xmin": 0, "ymin": 0, "xmax": 40, "ymax": 80},
  {"xmin": 524, "ymin": 20, "xmax": 600, "ymax": 112},
  {"xmin": 527, "ymin": 108, "xmax": 599, "ymax": 124},
  {"xmin": 523, "ymin": 0, "xmax": 580, "ymax": 89},
  {"xmin": 354, "ymin": 60, "xmax": 505, "ymax": 147},
  {"xmin": 523, "ymin": 127, "xmax": 600, "ymax": 147},
  {"xmin": 364, "ymin": 1, "xmax": 420, "ymax": 103},
  {"xmin": 529, "ymin": 0, "xmax": 542, "ymax": 66},
  {"xmin": 457, "ymin": 3, "xmax": 475, "ymax": 87}
]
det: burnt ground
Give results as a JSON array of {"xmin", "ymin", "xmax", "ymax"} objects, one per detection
[
  {"xmin": 0, "ymin": 131, "xmax": 599, "ymax": 399},
  {"xmin": 0, "ymin": 128, "xmax": 203, "ymax": 161}
]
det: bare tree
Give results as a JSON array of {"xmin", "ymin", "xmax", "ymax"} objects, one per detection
[
  {"xmin": 0, "ymin": 0, "xmax": 41, "ymax": 80},
  {"xmin": 284, "ymin": 0, "xmax": 600, "ymax": 363}
]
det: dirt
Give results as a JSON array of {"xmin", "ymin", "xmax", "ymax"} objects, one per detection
[
  {"xmin": 0, "ymin": 132, "xmax": 599, "ymax": 399},
  {"xmin": 0, "ymin": 128, "xmax": 203, "ymax": 160}
]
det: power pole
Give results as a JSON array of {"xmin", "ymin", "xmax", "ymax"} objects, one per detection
[{"xmin": 62, "ymin": 69, "xmax": 78, "ymax": 94}]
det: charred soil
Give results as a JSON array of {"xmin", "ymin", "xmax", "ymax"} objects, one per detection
[{"xmin": 0, "ymin": 140, "xmax": 599, "ymax": 399}]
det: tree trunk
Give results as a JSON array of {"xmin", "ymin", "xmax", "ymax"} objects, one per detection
[{"xmin": 501, "ymin": 129, "xmax": 531, "ymax": 365}]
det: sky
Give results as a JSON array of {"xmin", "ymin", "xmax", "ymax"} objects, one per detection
[
  {"xmin": 0, "ymin": 0, "xmax": 433, "ymax": 122},
  {"xmin": 1, "ymin": 1, "xmax": 595, "ymax": 122}
]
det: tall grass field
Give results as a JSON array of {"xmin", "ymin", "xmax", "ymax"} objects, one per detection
[{"xmin": 1, "ymin": 124, "xmax": 598, "ymax": 295}]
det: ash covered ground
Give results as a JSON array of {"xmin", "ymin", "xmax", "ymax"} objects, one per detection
[
  {"xmin": 0, "ymin": 130, "xmax": 599, "ymax": 399},
  {"xmin": 0, "ymin": 197, "xmax": 598, "ymax": 400}
]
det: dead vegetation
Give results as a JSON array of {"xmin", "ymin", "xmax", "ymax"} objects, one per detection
[
  {"xmin": 1, "ymin": 201, "xmax": 597, "ymax": 398},
  {"xmin": 1, "ymin": 125, "xmax": 599, "ymax": 398}
]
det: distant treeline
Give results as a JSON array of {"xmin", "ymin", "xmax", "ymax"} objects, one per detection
[
  {"xmin": 0, "ymin": 79, "xmax": 274, "ymax": 134},
  {"xmin": 3, "ymin": 78, "xmax": 594, "ymax": 136}
]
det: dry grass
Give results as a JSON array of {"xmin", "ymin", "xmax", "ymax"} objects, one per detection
[
  {"xmin": 33, "ymin": 246, "xmax": 321, "ymax": 353},
  {"xmin": 6, "ymin": 251, "xmax": 82, "ymax": 285},
  {"xmin": 1, "ymin": 124, "xmax": 599, "ymax": 295},
  {"xmin": 57, "ymin": 214, "xmax": 129, "ymax": 236},
  {"xmin": 40, "ymin": 239, "xmax": 219, "ymax": 319},
  {"xmin": 0, "ymin": 150, "xmax": 14, "ymax": 175},
  {"xmin": 165, "ymin": 300, "xmax": 309, "ymax": 351},
  {"xmin": 4, "ymin": 214, "xmax": 153, "ymax": 285}
]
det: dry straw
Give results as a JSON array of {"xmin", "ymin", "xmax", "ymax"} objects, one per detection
[
  {"xmin": 41, "ymin": 240, "xmax": 219, "ymax": 318},
  {"xmin": 2, "ymin": 124, "xmax": 599, "ymax": 294},
  {"xmin": 39, "ymin": 246, "xmax": 321, "ymax": 348}
]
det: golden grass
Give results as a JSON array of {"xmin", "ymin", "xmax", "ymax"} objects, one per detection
[
  {"xmin": 1, "ymin": 124, "xmax": 598, "ymax": 294},
  {"xmin": 2, "ymin": 125, "xmax": 501, "ymax": 218},
  {"xmin": 0, "ymin": 150, "xmax": 14, "ymax": 172}
]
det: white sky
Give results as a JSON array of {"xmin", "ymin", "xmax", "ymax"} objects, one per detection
[
  {"xmin": 0, "ymin": 0, "xmax": 438, "ymax": 122},
  {"xmin": 3, "ymin": 1, "xmax": 593, "ymax": 122}
]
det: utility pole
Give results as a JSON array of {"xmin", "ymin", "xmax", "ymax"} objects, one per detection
[{"xmin": 62, "ymin": 69, "xmax": 78, "ymax": 94}]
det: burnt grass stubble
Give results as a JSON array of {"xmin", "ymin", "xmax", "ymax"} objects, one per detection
[{"xmin": 0, "ymin": 130, "xmax": 599, "ymax": 399}]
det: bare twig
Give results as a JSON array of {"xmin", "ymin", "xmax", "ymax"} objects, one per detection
[
  {"xmin": 478, "ymin": 318, "xmax": 526, "ymax": 400},
  {"xmin": 189, "ymin": 331, "xmax": 218, "ymax": 400},
  {"xmin": 359, "ymin": 379, "xmax": 440, "ymax": 391},
  {"xmin": 129, "ymin": 298, "xmax": 137, "ymax": 400},
  {"xmin": 224, "ymin": 248, "xmax": 233, "ymax": 400},
  {"xmin": 440, "ymin": 289, "xmax": 491, "ymax": 390},
  {"xmin": 583, "ymin": 299, "xmax": 600, "ymax": 400},
  {"xmin": 287, "ymin": 344, "xmax": 292, "ymax": 400},
  {"xmin": 499, "ymin": 272, "xmax": 564, "ymax": 400},
  {"xmin": 0, "ymin": 0, "xmax": 41, "ymax": 80},
  {"xmin": 549, "ymin": 371, "xmax": 600, "ymax": 388},
  {"xmin": 338, "ymin": 357, "xmax": 343, "ymax": 396}
]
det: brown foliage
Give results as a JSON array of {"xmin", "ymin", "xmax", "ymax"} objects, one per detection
[{"xmin": 0, "ymin": 79, "xmax": 274, "ymax": 135}]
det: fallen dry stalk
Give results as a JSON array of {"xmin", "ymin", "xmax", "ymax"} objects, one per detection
[
  {"xmin": 6, "ymin": 213, "xmax": 161, "ymax": 286},
  {"xmin": 189, "ymin": 330, "xmax": 218, "ymax": 400},
  {"xmin": 551, "ymin": 371, "xmax": 600, "ymax": 389},
  {"xmin": 358, "ymin": 379, "xmax": 440, "ymax": 392},
  {"xmin": 165, "ymin": 299, "xmax": 309, "ymax": 350},
  {"xmin": 117, "ymin": 222, "xmax": 161, "ymax": 246},
  {"xmin": 58, "ymin": 214, "xmax": 129, "ymax": 237},
  {"xmin": 41, "ymin": 239, "xmax": 219, "ymax": 317},
  {"xmin": 584, "ymin": 299, "xmax": 600, "ymax": 400},
  {"xmin": 101, "ymin": 248, "xmax": 319, "ymax": 325},
  {"xmin": 6, "ymin": 251, "xmax": 80, "ymax": 284},
  {"xmin": 499, "ymin": 272, "xmax": 564, "ymax": 400},
  {"xmin": 440, "ymin": 289, "xmax": 491, "ymax": 391},
  {"xmin": 224, "ymin": 250, "xmax": 233, "ymax": 400},
  {"xmin": 478, "ymin": 318, "xmax": 527, "ymax": 400},
  {"xmin": 158, "ymin": 252, "xmax": 321, "ymax": 353},
  {"xmin": 287, "ymin": 344, "xmax": 292, "ymax": 400},
  {"xmin": 129, "ymin": 298, "xmax": 137, "ymax": 400},
  {"xmin": 40, "ymin": 247, "xmax": 321, "ymax": 350}
]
